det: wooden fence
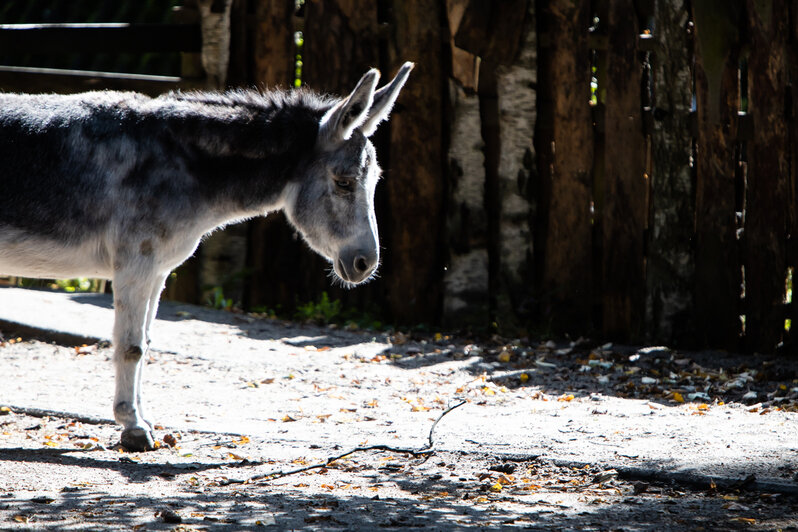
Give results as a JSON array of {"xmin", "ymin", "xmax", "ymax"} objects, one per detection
[{"xmin": 1, "ymin": 0, "xmax": 796, "ymax": 353}]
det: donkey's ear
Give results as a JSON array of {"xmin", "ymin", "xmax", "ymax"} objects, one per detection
[
  {"xmin": 319, "ymin": 69, "xmax": 380, "ymax": 144},
  {"xmin": 360, "ymin": 62, "xmax": 414, "ymax": 137}
]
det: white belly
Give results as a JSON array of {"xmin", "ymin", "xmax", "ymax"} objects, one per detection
[{"xmin": 0, "ymin": 231, "xmax": 111, "ymax": 279}]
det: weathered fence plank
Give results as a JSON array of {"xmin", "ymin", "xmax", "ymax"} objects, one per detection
[
  {"xmin": 0, "ymin": 66, "xmax": 191, "ymax": 95},
  {"xmin": 646, "ymin": 0, "xmax": 694, "ymax": 344},
  {"xmin": 789, "ymin": 0, "xmax": 798, "ymax": 351},
  {"xmin": 533, "ymin": 0, "xmax": 594, "ymax": 334},
  {"xmin": 743, "ymin": 0, "xmax": 790, "ymax": 352},
  {"xmin": 383, "ymin": 0, "xmax": 448, "ymax": 323},
  {"xmin": 242, "ymin": 0, "xmax": 297, "ymax": 313},
  {"xmin": 692, "ymin": 1, "xmax": 742, "ymax": 349},
  {"xmin": 0, "ymin": 23, "xmax": 201, "ymax": 54},
  {"xmin": 601, "ymin": 0, "xmax": 647, "ymax": 340},
  {"xmin": 303, "ymin": 0, "xmax": 379, "ymax": 93},
  {"xmin": 251, "ymin": 0, "xmax": 295, "ymax": 90}
]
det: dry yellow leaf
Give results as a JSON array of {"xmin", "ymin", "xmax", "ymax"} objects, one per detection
[{"xmin": 672, "ymin": 392, "xmax": 685, "ymax": 403}]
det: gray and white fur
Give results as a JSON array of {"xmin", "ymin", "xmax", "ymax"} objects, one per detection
[{"xmin": 0, "ymin": 62, "xmax": 413, "ymax": 451}]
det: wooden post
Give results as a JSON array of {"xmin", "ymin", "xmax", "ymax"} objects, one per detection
[
  {"xmin": 242, "ymin": 0, "xmax": 297, "ymax": 312},
  {"xmin": 788, "ymin": 0, "xmax": 798, "ymax": 352},
  {"xmin": 743, "ymin": 0, "xmax": 789, "ymax": 352},
  {"xmin": 251, "ymin": 0, "xmax": 296, "ymax": 89},
  {"xmin": 303, "ymin": 0, "xmax": 379, "ymax": 93},
  {"xmin": 646, "ymin": 0, "xmax": 694, "ymax": 344},
  {"xmin": 534, "ymin": 0, "xmax": 594, "ymax": 334},
  {"xmin": 692, "ymin": 1, "xmax": 742, "ymax": 349},
  {"xmin": 383, "ymin": 0, "xmax": 448, "ymax": 324},
  {"xmin": 600, "ymin": 0, "xmax": 647, "ymax": 340}
]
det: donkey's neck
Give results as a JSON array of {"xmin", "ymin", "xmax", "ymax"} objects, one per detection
[{"xmin": 151, "ymin": 90, "xmax": 326, "ymax": 225}]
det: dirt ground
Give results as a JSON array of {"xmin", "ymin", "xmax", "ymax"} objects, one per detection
[{"xmin": 1, "ymin": 287, "xmax": 798, "ymax": 530}]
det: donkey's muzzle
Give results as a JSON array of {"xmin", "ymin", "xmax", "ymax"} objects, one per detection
[{"xmin": 336, "ymin": 248, "xmax": 378, "ymax": 284}]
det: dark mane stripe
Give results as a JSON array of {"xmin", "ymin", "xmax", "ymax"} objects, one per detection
[{"xmin": 161, "ymin": 87, "xmax": 338, "ymax": 114}]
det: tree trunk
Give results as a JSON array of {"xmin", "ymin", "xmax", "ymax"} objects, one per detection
[
  {"xmin": 443, "ymin": 0, "xmax": 489, "ymax": 326},
  {"xmin": 646, "ymin": 0, "xmax": 694, "ymax": 344},
  {"xmin": 494, "ymin": 1, "xmax": 536, "ymax": 326}
]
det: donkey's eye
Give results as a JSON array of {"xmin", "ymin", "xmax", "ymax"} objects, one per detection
[{"xmin": 333, "ymin": 176, "xmax": 355, "ymax": 191}]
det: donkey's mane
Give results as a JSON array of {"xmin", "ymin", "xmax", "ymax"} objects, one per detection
[{"xmin": 161, "ymin": 87, "xmax": 337, "ymax": 114}]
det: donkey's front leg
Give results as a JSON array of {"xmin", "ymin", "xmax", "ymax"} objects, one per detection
[
  {"xmin": 134, "ymin": 273, "xmax": 169, "ymax": 431},
  {"xmin": 112, "ymin": 269, "xmax": 161, "ymax": 451}
]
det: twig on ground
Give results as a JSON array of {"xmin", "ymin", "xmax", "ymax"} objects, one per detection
[
  {"xmin": 426, "ymin": 399, "xmax": 466, "ymax": 448},
  {"xmin": 2, "ymin": 405, "xmax": 112, "ymax": 426},
  {"xmin": 223, "ymin": 399, "xmax": 467, "ymax": 485}
]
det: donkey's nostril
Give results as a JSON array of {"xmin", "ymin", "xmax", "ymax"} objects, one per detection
[{"xmin": 354, "ymin": 255, "xmax": 369, "ymax": 274}]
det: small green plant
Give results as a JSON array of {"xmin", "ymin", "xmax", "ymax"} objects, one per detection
[
  {"xmin": 54, "ymin": 278, "xmax": 94, "ymax": 292},
  {"xmin": 207, "ymin": 286, "xmax": 234, "ymax": 311},
  {"xmin": 295, "ymin": 292, "xmax": 341, "ymax": 324}
]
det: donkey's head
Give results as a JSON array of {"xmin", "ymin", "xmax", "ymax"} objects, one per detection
[{"xmin": 284, "ymin": 62, "xmax": 413, "ymax": 286}]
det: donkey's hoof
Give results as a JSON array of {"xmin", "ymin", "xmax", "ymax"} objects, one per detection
[{"xmin": 121, "ymin": 428, "xmax": 155, "ymax": 452}]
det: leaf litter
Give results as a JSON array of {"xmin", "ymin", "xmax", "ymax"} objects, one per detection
[{"xmin": 2, "ymin": 332, "xmax": 798, "ymax": 529}]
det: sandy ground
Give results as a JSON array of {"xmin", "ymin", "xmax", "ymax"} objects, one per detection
[{"xmin": 0, "ymin": 286, "xmax": 797, "ymax": 530}]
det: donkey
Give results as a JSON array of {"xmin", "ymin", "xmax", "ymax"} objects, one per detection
[{"xmin": 0, "ymin": 62, "xmax": 413, "ymax": 451}]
